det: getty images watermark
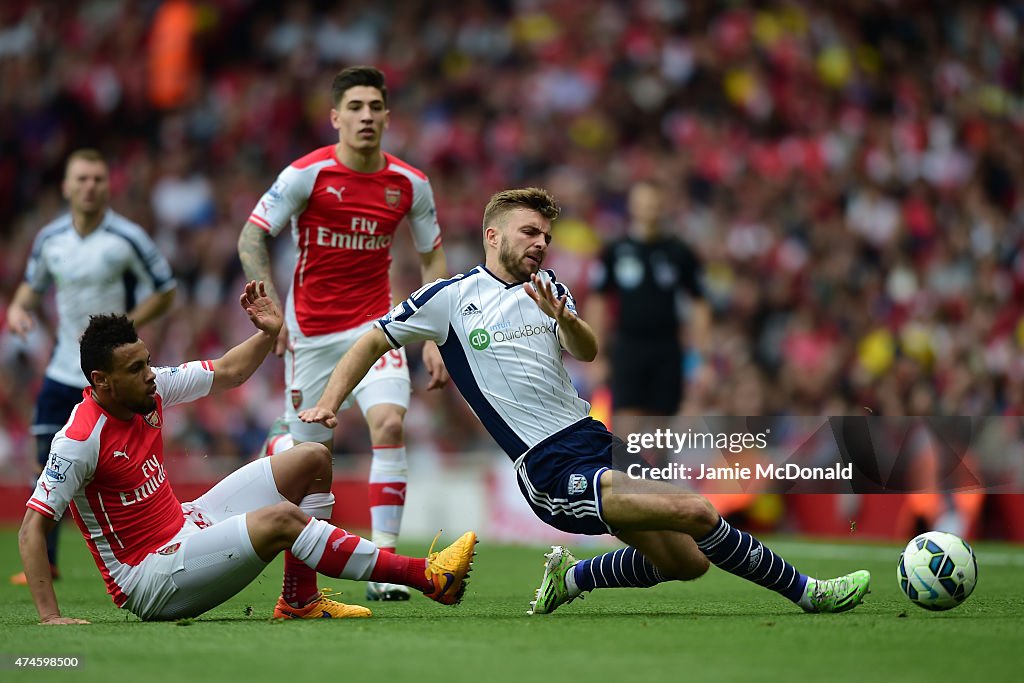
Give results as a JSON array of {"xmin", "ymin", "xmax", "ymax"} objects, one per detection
[
  {"xmin": 623, "ymin": 427, "xmax": 853, "ymax": 483},
  {"xmin": 611, "ymin": 416, "xmax": 1024, "ymax": 494}
]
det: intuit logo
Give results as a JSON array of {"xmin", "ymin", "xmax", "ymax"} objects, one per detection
[{"xmin": 469, "ymin": 328, "xmax": 491, "ymax": 351}]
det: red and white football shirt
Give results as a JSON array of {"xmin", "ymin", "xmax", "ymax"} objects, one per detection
[
  {"xmin": 26, "ymin": 361, "xmax": 215, "ymax": 606},
  {"xmin": 248, "ymin": 146, "xmax": 442, "ymax": 337}
]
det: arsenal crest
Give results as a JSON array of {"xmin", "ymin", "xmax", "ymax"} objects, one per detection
[
  {"xmin": 291, "ymin": 389, "xmax": 303, "ymax": 410},
  {"xmin": 384, "ymin": 186, "xmax": 401, "ymax": 207},
  {"xmin": 144, "ymin": 411, "xmax": 162, "ymax": 429},
  {"xmin": 158, "ymin": 542, "xmax": 181, "ymax": 555}
]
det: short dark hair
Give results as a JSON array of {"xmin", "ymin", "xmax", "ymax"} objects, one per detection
[
  {"xmin": 331, "ymin": 66, "xmax": 388, "ymax": 107},
  {"xmin": 80, "ymin": 314, "xmax": 139, "ymax": 386},
  {"xmin": 482, "ymin": 187, "xmax": 561, "ymax": 230}
]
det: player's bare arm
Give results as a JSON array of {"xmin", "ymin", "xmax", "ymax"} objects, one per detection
[
  {"xmin": 419, "ymin": 246, "xmax": 450, "ymax": 390},
  {"xmin": 525, "ymin": 272, "xmax": 598, "ymax": 362},
  {"xmin": 18, "ymin": 510, "xmax": 89, "ymax": 625},
  {"xmin": 299, "ymin": 327, "xmax": 394, "ymax": 428},
  {"xmin": 237, "ymin": 221, "xmax": 289, "ymax": 355},
  {"xmin": 209, "ymin": 280, "xmax": 283, "ymax": 393},
  {"xmin": 127, "ymin": 287, "xmax": 176, "ymax": 330},
  {"xmin": 583, "ymin": 291, "xmax": 611, "ymax": 384},
  {"xmin": 7, "ymin": 282, "xmax": 43, "ymax": 337},
  {"xmin": 237, "ymin": 222, "xmax": 279, "ymax": 299}
]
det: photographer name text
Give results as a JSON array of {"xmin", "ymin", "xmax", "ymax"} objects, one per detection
[{"xmin": 626, "ymin": 462, "xmax": 854, "ymax": 481}]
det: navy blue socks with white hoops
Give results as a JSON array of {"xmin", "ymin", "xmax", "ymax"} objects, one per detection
[{"xmin": 695, "ymin": 516, "xmax": 807, "ymax": 602}]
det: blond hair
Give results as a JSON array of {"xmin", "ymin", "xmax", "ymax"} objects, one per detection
[
  {"xmin": 64, "ymin": 148, "xmax": 106, "ymax": 177},
  {"xmin": 482, "ymin": 187, "xmax": 560, "ymax": 231}
]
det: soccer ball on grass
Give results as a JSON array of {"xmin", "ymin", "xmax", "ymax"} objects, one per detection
[{"xmin": 896, "ymin": 531, "xmax": 977, "ymax": 611}]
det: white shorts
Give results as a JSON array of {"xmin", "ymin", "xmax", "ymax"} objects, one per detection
[
  {"xmin": 285, "ymin": 320, "xmax": 411, "ymax": 443},
  {"xmin": 124, "ymin": 458, "xmax": 286, "ymax": 620}
]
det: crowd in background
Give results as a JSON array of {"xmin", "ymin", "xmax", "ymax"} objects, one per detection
[{"xmin": 1, "ymin": 0, "xmax": 1023, "ymax": 473}]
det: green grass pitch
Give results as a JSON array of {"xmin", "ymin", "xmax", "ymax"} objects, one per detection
[{"xmin": 1, "ymin": 529, "xmax": 1022, "ymax": 683}]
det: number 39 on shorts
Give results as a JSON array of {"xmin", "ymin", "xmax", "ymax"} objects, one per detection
[{"xmin": 374, "ymin": 349, "xmax": 404, "ymax": 370}]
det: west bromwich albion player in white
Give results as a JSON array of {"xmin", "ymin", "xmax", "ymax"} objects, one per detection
[
  {"xmin": 23, "ymin": 209, "xmax": 176, "ymax": 388},
  {"xmin": 300, "ymin": 187, "xmax": 873, "ymax": 619},
  {"xmin": 377, "ymin": 265, "xmax": 590, "ymax": 457}
]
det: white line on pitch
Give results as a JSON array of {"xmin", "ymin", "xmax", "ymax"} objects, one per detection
[{"xmin": 767, "ymin": 541, "xmax": 1024, "ymax": 566}]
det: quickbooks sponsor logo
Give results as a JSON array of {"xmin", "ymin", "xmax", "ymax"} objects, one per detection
[
  {"xmin": 470, "ymin": 324, "xmax": 553, "ymax": 350},
  {"xmin": 469, "ymin": 328, "xmax": 491, "ymax": 350},
  {"xmin": 492, "ymin": 323, "xmax": 553, "ymax": 342}
]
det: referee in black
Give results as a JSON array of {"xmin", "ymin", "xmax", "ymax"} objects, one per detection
[{"xmin": 588, "ymin": 179, "xmax": 711, "ymax": 416}]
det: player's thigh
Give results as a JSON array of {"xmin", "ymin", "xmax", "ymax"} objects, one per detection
[
  {"xmin": 148, "ymin": 515, "xmax": 268, "ymax": 620},
  {"xmin": 353, "ymin": 347, "xmax": 411, "ymax": 415},
  {"xmin": 32, "ymin": 378, "xmax": 84, "ymax": 467},
  {"xmin": 284, "ymin": 335, "xmax": 351, "ymax": 443},
  {"xmin": 599, "ymin": 469, "xmax": 717, "ymax": 533},
  {"xmin": 615, "ymin": 528, "xmax": 710, "ymax": 580},
  {"xmin": 188, "ymin": 457, "xmax": 285, "ymax": 525}
]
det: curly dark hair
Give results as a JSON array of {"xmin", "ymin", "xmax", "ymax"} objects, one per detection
[{"xmin": 80, "ymin": 314, "xmax": 139, "ymax": 386}]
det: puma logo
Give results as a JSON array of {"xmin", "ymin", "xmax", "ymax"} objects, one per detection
[
  {"xmin": 382, "ymin": 485, "xmax": 407, "ymax": 502},
  {"xmin": 325, "ymin": 185, "xmax": 345, "ymax": 202},
  {"xmin": 113, "ymin": 450, "xmax": 129, "ymax": 459},
  {"xmin": 331, "ymin": 532, "xmax": 357, "ymax": 552},
  {"xmin": 39, "ymin": 481, "xmax": 53, "ymax": 499}
]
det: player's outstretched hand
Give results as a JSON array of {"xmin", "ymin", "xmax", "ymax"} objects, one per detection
[
  {"xmin": 240, "ymin": 280, "xmax": 283, "ymax": 338},
  {"xmin": 7, "ymin": 305, "xmax": 35, "ymax": 338},
  {"xmin": 423, "ymin": 341, "xmax": 450, "ymax": 391},
  {"xmin": 40, "ymin": 616, "xmax": 90, "ymax": 625},
  {"xmin": 524, "ymin": 273, "xmax": 571, "ymax": 323},
  {"xmin": 298, "ymin": 405, "xmax": 338, "ymax": 429}
]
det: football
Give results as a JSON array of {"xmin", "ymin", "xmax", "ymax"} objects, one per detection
[{"xmin": 897, "ymin": 531, "xmax": 978, "ymax": 611}]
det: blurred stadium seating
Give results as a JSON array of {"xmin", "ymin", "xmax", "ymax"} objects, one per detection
[{"xmin": 1, "ymin": 0, "xmax": 1021, "ymax": 539}]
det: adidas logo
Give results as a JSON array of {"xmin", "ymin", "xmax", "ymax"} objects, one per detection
[{"xmin": 461, "ymin": 303, "xmax": 482, "ymax": 316}]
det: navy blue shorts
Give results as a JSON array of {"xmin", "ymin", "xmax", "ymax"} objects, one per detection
[
  {"xmin": 32, "ymin": 378, "xmax": 84, "ymax": 466},
  {"xmin": 515, "ymin": 418, "xmax": 622, "ymax": 536}
]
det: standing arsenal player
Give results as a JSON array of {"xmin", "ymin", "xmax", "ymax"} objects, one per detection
[
  {"xmin": 237, "ymin": 66, "xmax": 449, "ymax": 603},
  {"xmin": 17, "ymin": 281, "xmax": 475, "ymax": 623}
]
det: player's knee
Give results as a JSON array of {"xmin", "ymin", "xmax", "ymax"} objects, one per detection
[
  {"xmin": 294, "ymin": 442, "xmax": 332, "ymax": 477},
  {"xmin": 653, "ymin": 549, "xmax": 710, "ymax": 582},
  {"xmin": 678, "ymin": 553, "xmax": 711, "ymax": 580},
  {"xmin": 658, "ymin": 493, "xmax": 718, "ymax": 536},
  {"xmin": 368, "ymin": 408, "xmax": 404, "ymax": 444},
  {"xmin": 263, "ymin": 501, "xmax": 309, "ymax": 539},
  {"xmin": 677, "ymin": 495, "xmax": 718, "ymax": 536}
]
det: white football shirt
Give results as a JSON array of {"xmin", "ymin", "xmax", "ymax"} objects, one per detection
[
  {"xmin": 378, "ymin": 266, "xmax": 591, "ymax": 458},
  {"xmin": 24, "ymin": 210, "xmax": 176, "ymax": 387}
]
